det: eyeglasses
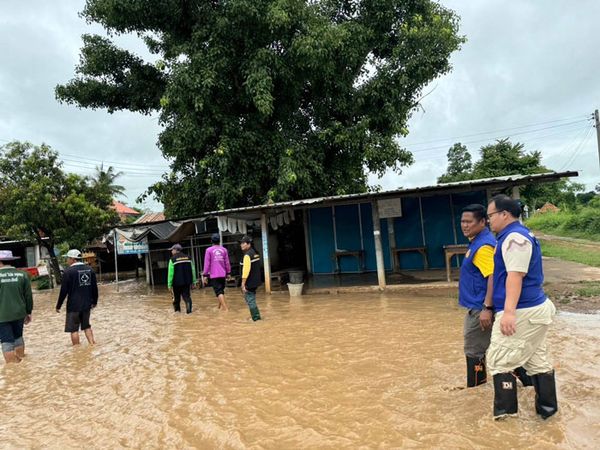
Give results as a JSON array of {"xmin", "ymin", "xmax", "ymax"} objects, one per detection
[{"xmin": 487, "ymin": 210, "xmax": 504, "ymax": 218}]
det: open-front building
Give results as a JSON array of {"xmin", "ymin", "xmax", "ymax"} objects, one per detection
[{"xmin": 108, "ymin": 171, "xmax": 577, "ymax": 292}]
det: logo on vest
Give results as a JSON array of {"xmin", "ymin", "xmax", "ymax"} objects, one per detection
[{"xmin": 502, "ymin": 381, "xmax": 513, "ymax": 390}]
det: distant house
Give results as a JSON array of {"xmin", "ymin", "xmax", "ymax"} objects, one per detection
[
  {"xmin": 134, "ymin": 212, "xmax": 166, "ymax": 224},
  {"xmin": 538, "ymin": 202, "xmax": 560, "ymax": 214},
  {"xmin": 112, "ymin": 200, "xmax": 141, "ymax": 223}
]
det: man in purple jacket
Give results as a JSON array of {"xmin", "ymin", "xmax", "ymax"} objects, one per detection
[{"xmin": 202, "ymin": 233, "xmax": 231, "ymax": 311}]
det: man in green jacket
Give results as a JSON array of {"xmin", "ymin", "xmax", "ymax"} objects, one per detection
[
  {"xmin": 0, "ymin": 250, "xmax": 33, "ymax": 363},
  {"xmin": 167, "ymin": 243, "xmax": 197, "ymax": 314}
]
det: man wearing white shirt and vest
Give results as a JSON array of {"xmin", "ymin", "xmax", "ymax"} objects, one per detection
[{"xmin": 486, "ymin": 194, "xmax": 557, "ymax": 420}]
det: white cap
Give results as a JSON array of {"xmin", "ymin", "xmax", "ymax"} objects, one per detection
[{"xmin": 66, "ymin": 249, "xmax": 82, "ymax": 259}]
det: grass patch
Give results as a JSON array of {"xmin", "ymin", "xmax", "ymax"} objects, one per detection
[
  {"xmin": 526, "ymin": 208, "xmax": 600, "ymax": 242},
  {"xmin": 576, "ymin": 281, "xmax": 600, "ymax": 297},
  {"xmin": 539, "ymin": 240, "xmax": 600, "ymax": 267}
]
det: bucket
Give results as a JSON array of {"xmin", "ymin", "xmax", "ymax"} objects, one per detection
[
  {"xmin": 287, "ymin": 283, "xmax": 304, "ymax": 296},
  {"xmin": 288, "ymin": 270, "xmax": 304, "ymax": 284}
]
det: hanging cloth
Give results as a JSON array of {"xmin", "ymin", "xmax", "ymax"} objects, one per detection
[
  {"xmin": 237, "ymin": 219, "xmax": 247, "ymax": 235},
  {"xmin": 228, "ymin": 218, "xmax": 238, "ymax": 234},
  {"xmin": 289, "ymin": 209, "xmax": 295, "ymax": 221},
  {"xmin": 217, "ymin": 216, "xmax": 228, "ymax": 232},
  {"xmin": 277, "ymin": 213, "xmax": 284, "ymax": 227},
  {"xmin": 270, "ymin": 216, "xmax": 278, "ymax": 231},
  {"xmin": 283, "ymin": 210, "xmax": 290, "ymax": 225}
]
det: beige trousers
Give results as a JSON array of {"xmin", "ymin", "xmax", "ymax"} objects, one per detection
[{"xmin": 486, "ymin": 299, "xmax": 556, "ymax": 376}]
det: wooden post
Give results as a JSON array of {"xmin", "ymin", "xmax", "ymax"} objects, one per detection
[
  {"xmin": 371, "ymin": 200, "xmax": 386, "ymax": 290},
  {"xmin": 260, "ymin": 212, "xmax": 271, "ymax": 294},
  {"xmin": 303, "ymin": 209, "xmax": 312, "ymax": 273},
  {"xmin": 387, "ymin": 217, "xmax": 397, "ymax": 272},
  {"xmin": 113, "ymin": 229, "xmax": 119, "ymax": 292},
  {"xmin": 145, "ymin": 253, "xmax": 151, "ymax": 284}
]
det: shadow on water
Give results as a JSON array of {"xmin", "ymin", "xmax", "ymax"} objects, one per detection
[{"xmin": 1, "ymin": 281, "xmax": 598, "ymax": 448}]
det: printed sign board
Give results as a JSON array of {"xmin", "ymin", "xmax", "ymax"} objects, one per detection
[
  {"xmin": 377, "ymin": 198, "xmax": 403, "ymax": 218},
  {"xmin": 116, "ymin": 232, "xmax": 149, "ymax": 255}
]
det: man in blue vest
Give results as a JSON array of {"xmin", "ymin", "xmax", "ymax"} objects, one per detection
[
  {"xmin": 458, "ymin": 204, "xmax": 496, "ymax": 387},
  {"xmin": 486, "ymin": 194, "xmax": 557, "ymax": 420}
]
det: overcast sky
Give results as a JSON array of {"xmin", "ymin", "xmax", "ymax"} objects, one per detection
[{"xmin": 1, "ymin": 1, "xmax": 599, "ymax": 212}]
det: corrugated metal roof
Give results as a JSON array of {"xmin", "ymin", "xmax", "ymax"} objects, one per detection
[
  {"xmin": 134, "ymin": 212, "xmax": 166, "ymax": 224},
  {"xmin": 113, "ymin": 170, "xmax": 578, "ymax": 228},
  {"xmin": 202, "ymin": 171, "xmax": 578, "ymax": 216}
]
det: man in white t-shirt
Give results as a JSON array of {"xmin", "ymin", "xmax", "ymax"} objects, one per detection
[{"xmin": 486, "ymin": 194, "xmax": 557, "ymax": 420}]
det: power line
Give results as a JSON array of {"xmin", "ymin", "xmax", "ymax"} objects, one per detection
[{"xmin": 402, "ymin": 113, "xmax": 591, "ymax": 147}]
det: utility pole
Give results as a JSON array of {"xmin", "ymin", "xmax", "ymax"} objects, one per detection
[{"xmin": 595, "ymin": 109, "xmax": 600, "ymax": 169}]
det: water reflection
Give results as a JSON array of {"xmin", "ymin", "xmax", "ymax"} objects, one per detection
[{"xmin": 0, "ymin": 282, "xmax": 598, "ymax": 448}]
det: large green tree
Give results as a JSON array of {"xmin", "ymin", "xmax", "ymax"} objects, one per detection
[
  {"xmin": 0, "ymin": 141, "xmax": 119, "ymax": 282},
  {"xmin": 56, "ymin": 0, "xmax": 464, "ymax": 216},
  {"xmin": 437, "ymin": 142, "xmax": 472, "ymax": 183},
  {"xmin": 437, "ymin": 139, "xmax": 583, "ymax": 209}
]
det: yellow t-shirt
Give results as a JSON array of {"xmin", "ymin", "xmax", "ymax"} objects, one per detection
[{"xmin": 472, "ymin": 244, "xmax": 494, "ymax": 278}]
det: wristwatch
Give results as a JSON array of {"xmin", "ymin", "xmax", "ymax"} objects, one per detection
[{"xmin": 483, "ymin": 304, "xmax": 494, "ymax": 311}]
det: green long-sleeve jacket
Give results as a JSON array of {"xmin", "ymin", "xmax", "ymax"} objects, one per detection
[
  {"xmin": 0, "ymin": 266, "xmax": 33, "ymax": 322},
  {"xmin": 167, "ymin": 252, "xmax": 197, "ymax": 288}
]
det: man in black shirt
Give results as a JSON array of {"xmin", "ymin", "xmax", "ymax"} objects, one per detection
[{"xmin": 56, "ymin": 249, "xmax": 98, "ymax": 345}]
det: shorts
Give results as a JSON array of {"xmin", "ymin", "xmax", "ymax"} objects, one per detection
[
  {"xmin": 210, "ymin": 277, "xmax": 226, "ymax": 296},
  {"xmin": 65, "ymin": 310, "xmax": 92, "ymax": 333},
  {"xmin": 0, "ymin": 319, "xmax": 24, "ymax": 344}
]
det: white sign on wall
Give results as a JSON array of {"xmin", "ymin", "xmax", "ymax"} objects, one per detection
[{"xmin": 377, "ymin": 198, "xmax": 403, "ymax": 218}]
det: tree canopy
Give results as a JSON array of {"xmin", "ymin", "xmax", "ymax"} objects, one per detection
[
  {"xmin": 437, "ymin": 138, "xmax": 583, "ymax": 209},
  {"xmin": 56, "ymin": 0, "xmax": 465, "ymax": 216},
  {"xmin": 0, "ymin": 141, "xmax": 119, "ymax": 281}
]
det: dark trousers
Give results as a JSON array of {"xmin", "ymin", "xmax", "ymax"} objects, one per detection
[{"xmin": 172, "ymin": 285, "xmax": 192, "ymax": 312}]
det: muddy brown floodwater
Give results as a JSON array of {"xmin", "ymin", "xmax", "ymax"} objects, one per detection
[{"xmin": 1, "ymin": 281, "xmax": 599, "ymax": 449}]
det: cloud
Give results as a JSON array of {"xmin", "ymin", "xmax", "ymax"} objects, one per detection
[{"xmin": 1, "ymin": 0, "xmax": 599, "ymax": 217}]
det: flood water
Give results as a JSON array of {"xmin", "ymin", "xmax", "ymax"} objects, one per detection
[{"xmin": 1, "ymin": 282, "xmax": 599, "ymax": 449}]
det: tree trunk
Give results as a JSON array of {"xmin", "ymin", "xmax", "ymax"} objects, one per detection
[{"xmin": 42, "ymin": 241, "xmax": 62, "ymax": 285}]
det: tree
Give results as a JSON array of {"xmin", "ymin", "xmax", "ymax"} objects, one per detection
[
  {"xmin": 0, "ymin": 141, "xmax": 119, "ymax": 282},
  {"xmin": 92, "ymin": 163, "xmax": 126, "ymax": 199},
  {"xmin": 437, "ymin": 142, "xmax": 472, "ymax": 183},
  {"xmin": 56, "ymin": 0, "xmax": 465, "ymax": 216},
  {"xmin": 437, "ymin": 139, "xmax": 582, "ymax": 209}
]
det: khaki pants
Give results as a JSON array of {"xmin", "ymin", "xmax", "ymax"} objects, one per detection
[{"xmin": 486, "ymin": 299, "xmax": 556, "ymax": 376}]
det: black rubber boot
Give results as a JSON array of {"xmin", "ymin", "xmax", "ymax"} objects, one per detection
[
  {"xmin": 185, "ymin": 300, "xmax": 193, "ymax": 314},
  {"xmin": 173, "ymin": 300, "xmax": 181, "ymax": 312},
  {"xmin": 532, "ymin": 371, "xmax": 558, "ymax": 419},
  {"xmin": 249, "ymin": 306, "xmax": 261, "ymax": 321},
  {"xmin": 493, "ymin": 372, "xmax": 518, "ymax": 419},
  {"xmin": 513, "ymin": 366, "xmax": 534, "ymax": 387},
  {"xmin": 466, "ymin": 356, "xmax": 487, "ymax": 387}
]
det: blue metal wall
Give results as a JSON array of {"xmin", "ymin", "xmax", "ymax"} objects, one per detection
[{"xmin": 308, "ymin": 191, "xmax": 487, "ymax": 274}]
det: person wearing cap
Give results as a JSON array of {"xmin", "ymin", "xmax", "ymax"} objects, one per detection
[
  {"xmin": 167, "ymin": 243, "xmax": 197, "ymax": 314},
  {"xmin": 486, "ymin": 194, "xmax": 557, "ymax": 420},
  {"xmin": 0, "ymin": 250, "xmax": 33, "ymax": 363},
  {"xmin": 239, "ymin": 236, "xmax": 262, "ymax": 321},
  {"xmin": 56, "ymin": 249, "xmax": 99, "ymax": 345},
  {"xmin": 202, "ymin": 233, "xmax": 231, "ymax": 311}
]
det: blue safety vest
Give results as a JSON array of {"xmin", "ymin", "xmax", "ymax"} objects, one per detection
[
  {"xmin": 492, "ymin": 221, "xmax": 546, "ymax": 312},
  {"xmin": 459, "ymin": 228, "xmax": 497, "ymax": 310}
]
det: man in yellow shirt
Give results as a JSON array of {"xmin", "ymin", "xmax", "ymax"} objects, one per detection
[
  {"xmin": 458, "ymin": 204, "xmax": 496, "ymax": 387},
  {"xmin": 239, "ymin": 236, "xmax": 262, "ymax": 321}
]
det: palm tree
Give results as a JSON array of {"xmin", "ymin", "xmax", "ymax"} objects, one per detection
[{"xmin": 93, "ymin": 163, "xmax": 126, "ymax": 198}]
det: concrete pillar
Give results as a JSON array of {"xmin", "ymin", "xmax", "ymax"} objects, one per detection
[
  {"xmin": 387, "ymin": 218, "xmax": 397, "ymax": 272},
  {"xmin": 511, "ymin": 186, "xmax": 521, "ymax": 200},
  {"xmin": 371, "ymin": 200, "xmax": 386, "ymax": 290},
  {"xmin": 303, "ymin": 209, "xmax": 312, "ymax": 273},
  {"xmin": 260, "ymin": 212, "xmax": 271, "ymax": 294}
]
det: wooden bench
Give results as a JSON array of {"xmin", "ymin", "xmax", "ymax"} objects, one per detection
[
  {"xmin": 333, "ymin": 250, "xmax": 365, "ymax": 273},
  {"xmin": 444, "ymin": 244, "xmax": 468, "ymax": 282},
  {"xmin": 392, "ymin": 247, "xmax": 428, "ymax": 271}
]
